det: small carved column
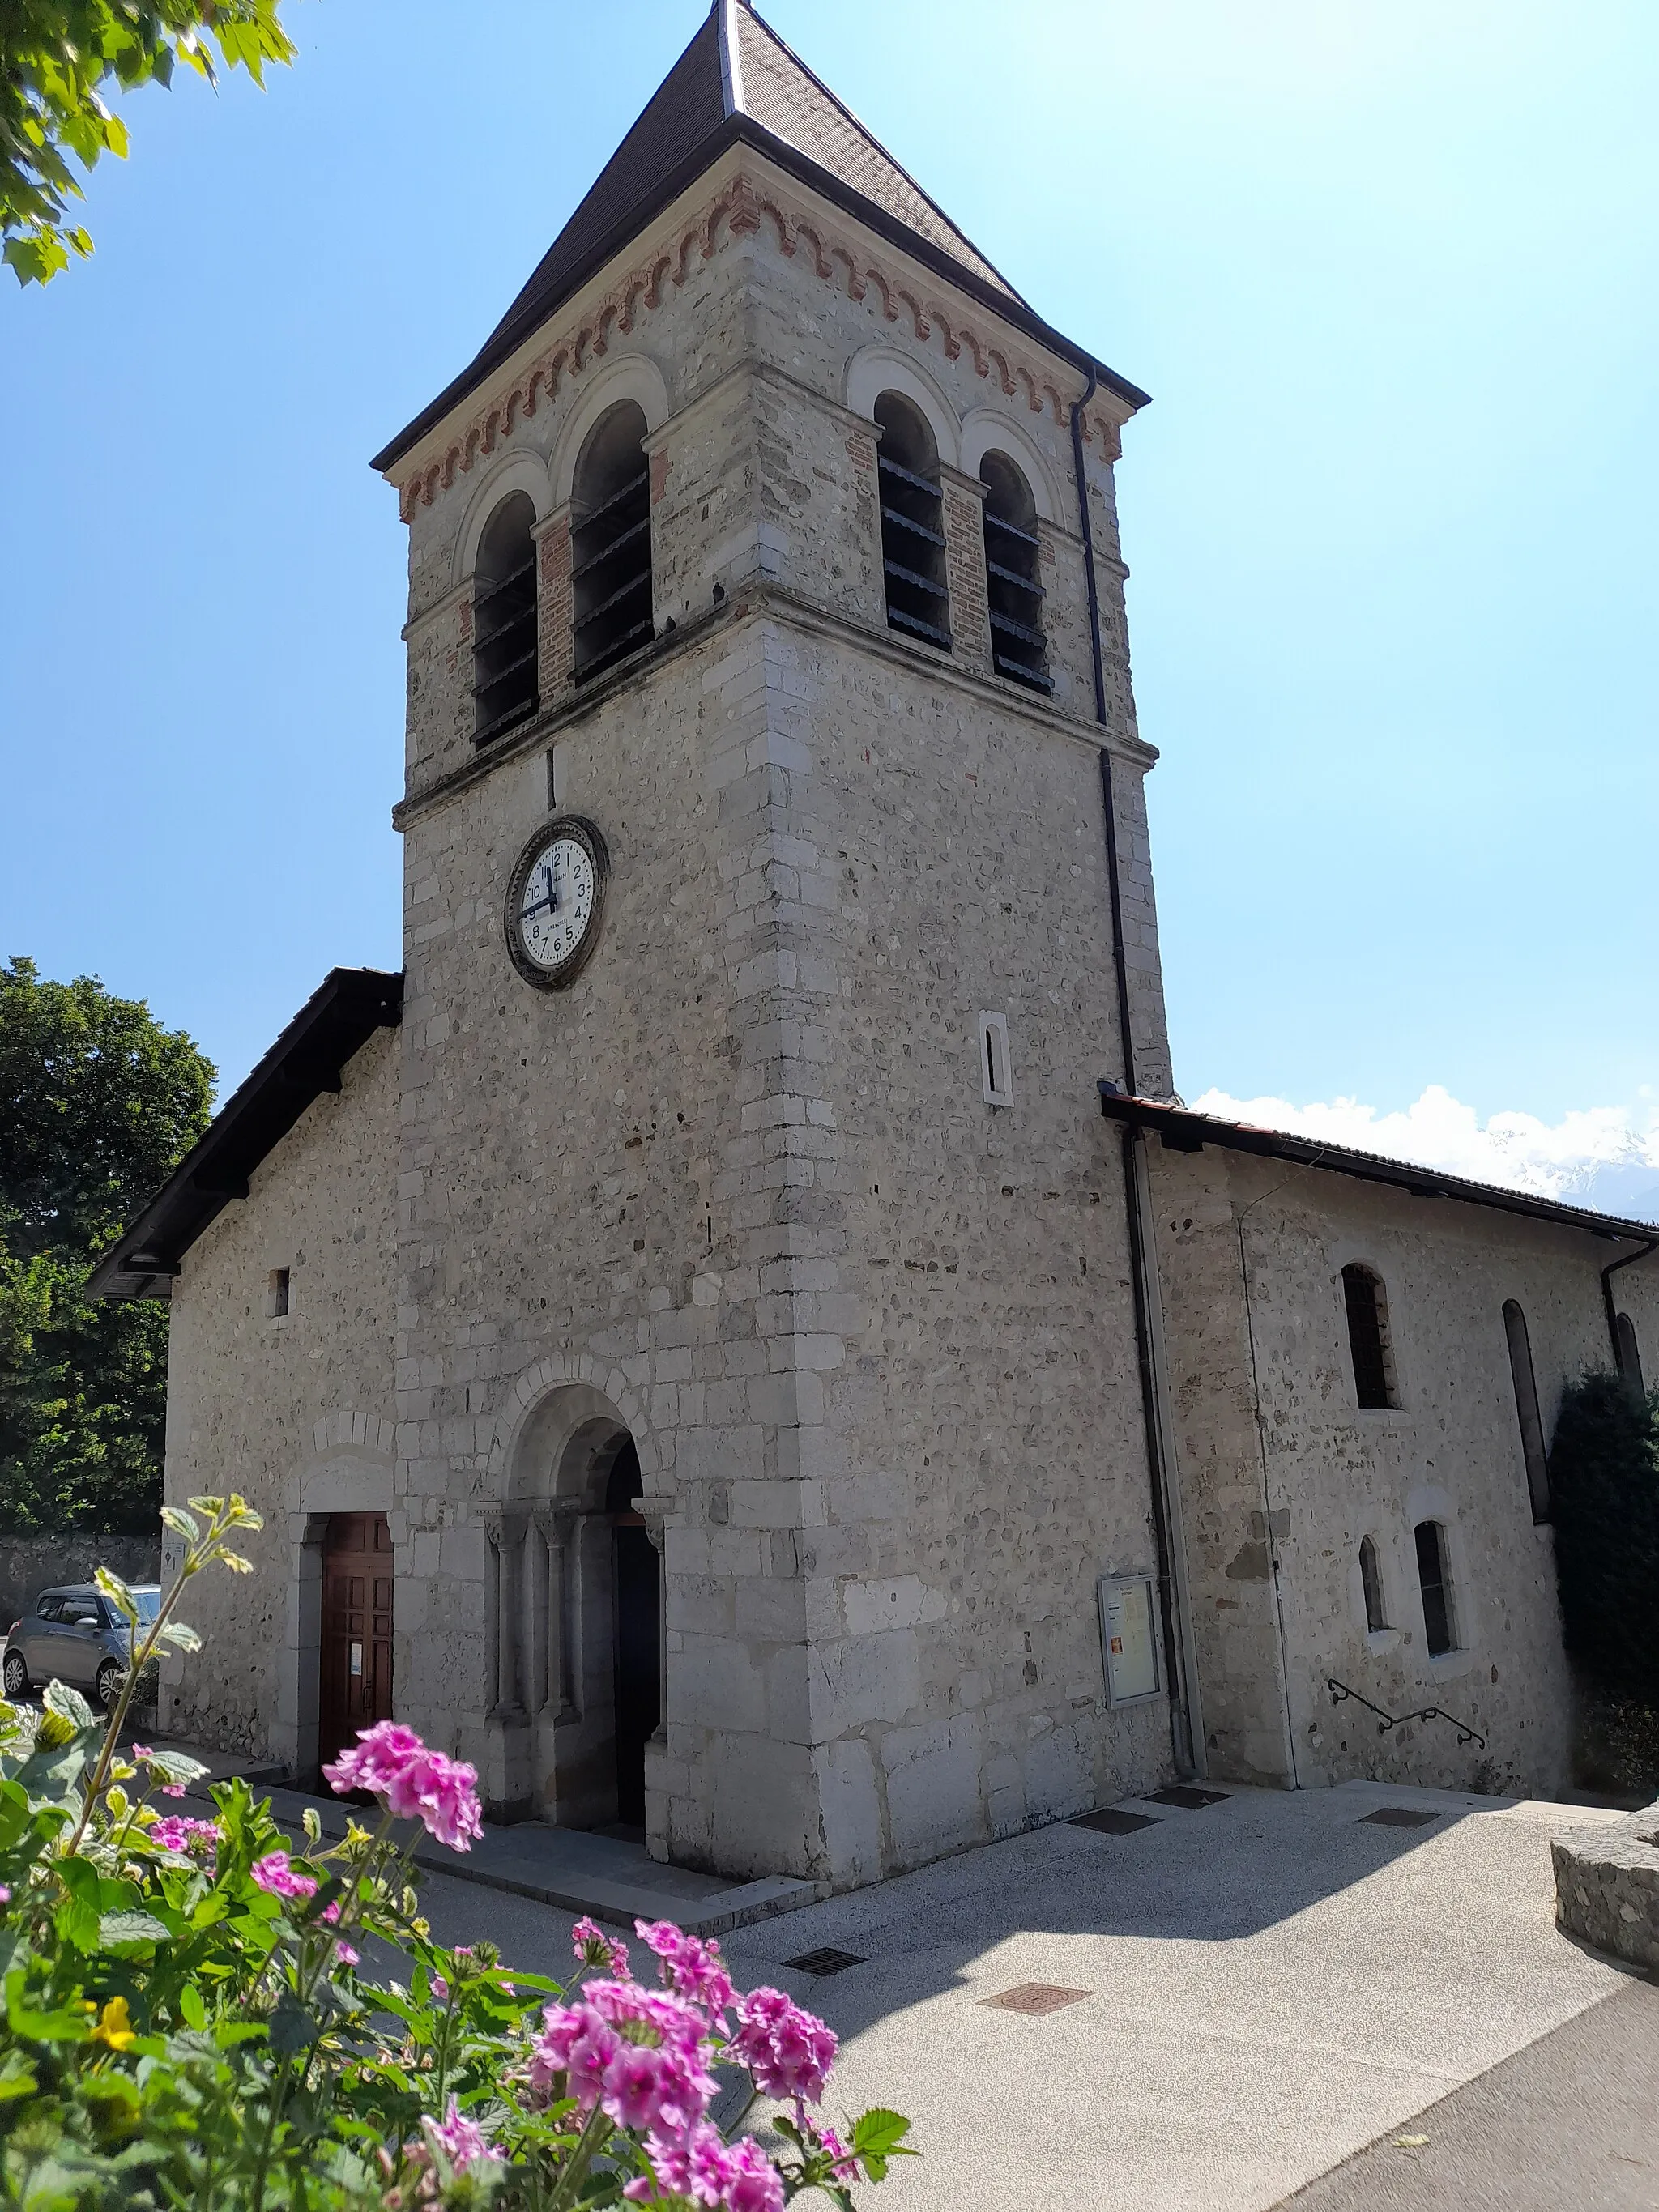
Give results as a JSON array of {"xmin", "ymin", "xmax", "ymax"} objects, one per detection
[
  {"xmin": 522, "ymin": 1519, "xmax": 548, "ymax": 1722},
  {"xmin": 537, "ymin": 1502, "xmax": 582, "ymax": 1720},
  {"xmin": 487, "ymin": 1513, "xmax": 527, "ymax": 1720}
]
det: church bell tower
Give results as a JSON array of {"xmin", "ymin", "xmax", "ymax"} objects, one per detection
[{"xmin": 371, "ymin": 0, "xmax": 1176, "ymax": 1883}]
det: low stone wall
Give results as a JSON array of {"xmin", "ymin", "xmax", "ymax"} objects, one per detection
[
  {"xmin": 0, "ymin": 1532, "xmax": 161, "ymax": 1638},
  {"xmin": 1552, "ymin": 1805, "xmax": 1659, "ymax": 1971}
]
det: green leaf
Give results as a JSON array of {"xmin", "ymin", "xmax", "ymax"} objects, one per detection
[
  {"xmin": 849, "ymin": 2108, "xmax": 915, "ymax": 2180},
  {"xmin": 0, "ymin": 2048, "xmax": 37, "ymax": 2101},
  {"xmin": 100, "ymin": 1908, "xmax": 171, "ymax": 1946},
  {"xmin": 267, "ymin": 1991, "xmax": 318, "ymax": 2055},
  {"xmin": 160, "ymin": 1505, "xmax": 200, "ymax": 1541},
  {"xmin": 4, "ymin": 1967, "xmax": 91, "ymax": 2044},
  {"xmin": 178, "ymin": 1980, "xmax": 207, "ymax": 2029},
  {"xmin": 156, "ymin": 1618, "xmax": 201, "ymax": 1653},
  {"xmin": 142, "ymin": 1748, "xmax": 208, "ymax": 1787},
  {"xmin": 43, "ymin": 1679, "xmax": 96, "ymax": 1731}
]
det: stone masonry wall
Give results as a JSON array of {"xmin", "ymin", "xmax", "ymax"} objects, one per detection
[
  {"xmin": 1145, "ymin": 1138, "xmax": 1659, "ymax": 1797},
  {"xmin": 158, "ymin": 1027, "xmax": 398, "ymax": 1760}
]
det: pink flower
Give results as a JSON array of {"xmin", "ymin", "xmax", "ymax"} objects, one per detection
[
  {"xmin": 685, "ymin": 2122, "xmax": 738, "ymax": 2206},
  {"xmin": 131, "ymin": 1744, "xmax": 152, "ymax": 1759},
  {"xmin": 724, "ymin": 2137, "xmax": 785, "ymax": 2212},
  {"xmin": 529, "ymin": 2001, "xmax": 621, "ymax": 2111},
  {"xmin": 431, "ymin": 1975, "xmax": 450, "ymax": 2005},
  {"xmin": 160, "ymin": 1782, "xmax": 187, "ymax": 1799},
  {"xmin": 574, "ymin": 1915, "xmax": 630, "ymax": 1975},
  {"xmin": 0, "ymin": 1885, "xmax": 11, "ymax": 1906},
  {"xmin": 321, "ymin": 1899, "xmax": 341, "ymax": 1924},
  {"xmin": 817, "ymin": 2127, "xmax": 860, "ymax": 2178},
  {"xmin": 728, "ymin": 1988, "xmax": 837, "ymax": 2108},
  {"xmin": 635, "ymin": 1920, "xmax": 734, "ymax": 2023},
  {"xmin": 322, "ymin": 1720, "xmax": 484, "ymax": 1852},
  {"xmin": 249, "ymin": 1850, "xmax": 318, "ymax": 1903},
  {"xmin": 334, "ymin": 1941, "xmax": 360, "ymax": 1967},
  {"xmin": 424, "ymin": 2097, "xmax": 502, "ymax": 2174},
  {"xmin": 148, "ymin": 1816, "xmax": 193, "ymax": 1853}
]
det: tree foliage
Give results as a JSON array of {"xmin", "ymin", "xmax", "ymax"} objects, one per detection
[
  {"xmin": 1548, "ymin": 1368, "xmax": 1659, "ymax": 1707},
  {"xmin": 0, "ymin": 957, "xmax": 214, "ymax": 1532},
  {"xmin": 1, "ymin": 0, "xmax": 294, "ymax": 284}
]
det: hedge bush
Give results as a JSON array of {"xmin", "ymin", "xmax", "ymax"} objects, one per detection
[{"xmin": 1548, "ymin": 1369, "xmax": 1659, "ymax": 1708}]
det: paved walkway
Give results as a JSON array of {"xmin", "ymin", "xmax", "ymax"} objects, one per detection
[
  {"xmin": 392, "ymin": 1779, "xmax": 1645, "ymax": 2212},
  {"xmin": 1277, "ymin": 1975, "xmax": 1658, "ymax": 2210}
]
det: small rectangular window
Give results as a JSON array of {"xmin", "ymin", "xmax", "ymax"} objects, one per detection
[
  {"xmin": 979, "ymin": 1012, "xmax": 1012, "ymax": 1107},
  {"xmin": 268, "ymin": 1268, "xmax": 290, "ymax": 1319}
]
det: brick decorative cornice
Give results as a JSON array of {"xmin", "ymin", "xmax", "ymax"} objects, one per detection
[{"xmin": 394, "ymin": 171, "xmax": 1122, "ymax": 522}]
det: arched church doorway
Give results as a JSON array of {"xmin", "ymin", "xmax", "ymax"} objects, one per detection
[
  {"xmin": 606, "ymin": 1439, "xmax": 659, "ymax": 1829},
  {"xmin": 318, "ymin": 1511, "xmax": 392, "ymax": 1771}
]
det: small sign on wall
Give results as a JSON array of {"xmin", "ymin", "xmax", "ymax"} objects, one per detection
[
  {"xmin": 1098, "ymin": 1575, "xmax": 1161, "ymax": 1707},
  {"xmin": 349, "ymin": 1642, "xmax": 363, "ymax": 1679}
]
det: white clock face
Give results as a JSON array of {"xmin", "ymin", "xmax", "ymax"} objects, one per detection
[{"xmin": 517, "ymin": 836, "xmax": 596, "ymax": 972}]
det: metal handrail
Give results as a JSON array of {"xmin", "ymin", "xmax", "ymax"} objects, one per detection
[{"xmin": 1327, "ymin": 1677, "xmax": 1486, "ymax": 1750}]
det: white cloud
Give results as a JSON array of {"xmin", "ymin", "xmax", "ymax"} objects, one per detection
[{"xmin": 1188, "ymin": 1083, "xmax": 1659, "ymax": 1217}]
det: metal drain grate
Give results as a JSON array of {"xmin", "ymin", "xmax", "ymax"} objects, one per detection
[
  {"xmin": 1145, "ymin": 1786, "xmax": 1232, "ymax": 1810},
  {"xmin": 1070, "ymin": 1808, "xmax": 1159, "ymax": 1836},
  {"xmin": 979, "ymin": 1983, "xmax": 1092, "ymax": 2016},
  {"xmin": 1361, "ymin": 1807, "xmax": 1439, "ymax": 1828},
  {"xmin": 783, "ymin": 1947, "xmax": 866, "ymax": 1977}
]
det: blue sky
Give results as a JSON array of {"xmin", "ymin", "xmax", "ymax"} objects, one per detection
[{"xmin": 3, "ymin": 0, "xmax": 1657, "ymax": 1198}]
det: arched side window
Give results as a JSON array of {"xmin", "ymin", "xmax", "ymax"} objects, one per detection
[
  {"xmin": 472, "ymin": 492, "xmax": 539, "ymax": 741},
  {"xmin": 1358, "ymin": 1535, "xmax": 1387, "ymax": 1633},
  {"xmin": 1502, "ymin": 1300, "xmax": 1550, "ymax": 1523},
  {"xmin": 1614, "ymin": 1312, "xmax": 1646, "ymax": 1398},
  {"xmin": 572, "ymin": 401, "xmax": 653, "ymax": 682},
  {"xmin": 874, "ymin": 392, "xmax": 950, "ymax": 650},
  {"xmin": 1341, "ymin": 1262, "xmax": 1397, "ymax": 1410},
  {"xmin": 1413, "ymin": 1519, "xmax": 1456, "ymax": 1656},
  {"xmin": 979, "ymin": 451, "xmax": 1049, "ymax": 693}
]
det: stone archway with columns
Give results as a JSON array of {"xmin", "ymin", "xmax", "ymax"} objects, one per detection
[{"xmin": 480, "ymin": 1358, "xmax": 667, "ymax": 1835}]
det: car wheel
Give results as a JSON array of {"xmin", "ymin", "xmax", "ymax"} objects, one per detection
[
  {"xmin": 2, "ymin": 1651, "xmax": 27, "ymax": 1699},
  {"xmin": 95, "ymin": 1659, "xmax": 124, "ymax": 1710}
]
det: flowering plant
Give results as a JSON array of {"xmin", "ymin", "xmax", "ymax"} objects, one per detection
[{"xmin": 0, "ymin": 1497, "xmax": 912, "ymax": 2208}]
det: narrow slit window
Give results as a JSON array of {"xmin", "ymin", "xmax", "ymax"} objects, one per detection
[
  {"xmin": 267, "ymin": 1268, "xmax": 290, "ymax": 1319},
  {"xmin": 1502, "ymin": 1299, "xmax": 1550, "ymax": 1522},
  {"xmin": 1614, "ymin": 1311, "xmax": 1645, "ymax": 1398},
  {"xmin": 572, "ymin": 400, "xmax": 653, "ymax": 682},
  {"xmin": 979, "ymin": 1012, "xmax": 1011, "ymax": 1106},
  {"xmin": 1413, "ymin": 1519, "xmax": 1455, "ymax": 1656},
  {"xmin": 472, "ymin": 492, "xmax": 539, "ymax": 741},
  {"xmin": 874, "ymin": 392, "xmax": 950, "ymax": 650},
  {"xmin": 979, "ymin": 451, "xmax": 1050, "ymax": 693},
  {"xmin": 1358, "ymin": 1535, "xmax": 1387, "ymax": 1633},
  {"xmin": 1341, "ymin": 1263, "xmax": 1397, "ymax": 1409}
]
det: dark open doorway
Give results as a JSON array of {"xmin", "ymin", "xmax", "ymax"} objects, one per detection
[
  {"xmin": 318, "ymin": 1511, "xmax": 392, "ymax": 1775},
  {"xmin": 607, "ymin": 1441, "xmax": 659, "ymax": 1827}
]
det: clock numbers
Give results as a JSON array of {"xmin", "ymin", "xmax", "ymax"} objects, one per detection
[{"xmin": 506, "ymin": 821, "xmax": 605, "ymax": 988}]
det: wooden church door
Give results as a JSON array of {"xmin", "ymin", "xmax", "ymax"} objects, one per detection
[{"xmin": 318, "ymin": 1512, "xmax": 393, "ymax": 1773}]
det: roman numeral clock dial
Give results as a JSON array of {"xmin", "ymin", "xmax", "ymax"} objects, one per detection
[{"xmin": 504, "ymin": 816, "xmax": 609, "ymax": 990}]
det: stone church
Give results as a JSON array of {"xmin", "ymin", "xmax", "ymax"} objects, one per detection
[{"xmin": 94, "ymin": 1, "xmax": 1659, "ymax": 1885}]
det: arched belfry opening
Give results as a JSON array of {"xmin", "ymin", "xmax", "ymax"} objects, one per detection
[
  {"xmin": 572, "ymin": 400, "xmax": 653, "ymax": 681},
  {"xmin": 489, "ymin": 1385, "xmax": 662, "ymax": 1833},
  {"xmin": 472, "ymin": 491, "xmax": 539, "ymax": 741},
  {"xmin": 979, "ymin": 450, "xmax": 1049, "ymax": 691},
  {"xmin": 874, "ymin": 390, "xmax": 951, "ymax": 650}
]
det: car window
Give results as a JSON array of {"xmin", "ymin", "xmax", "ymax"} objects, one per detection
[
  {"xmin": 133, "ymin": 1590, "xmax": 160, "ymax": 1624},
  {"xmin": 36, "ymin": 1595, "xmax": 65, "ymax": 1622},
  {"xmin": 64, "ymin": 1601, "xmax": 100, "ymax": 1630}
]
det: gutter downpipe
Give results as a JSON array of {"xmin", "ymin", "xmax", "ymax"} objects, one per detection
[
  {"xmin": 1601, "ymin": 1237, "xmax": 1659, "ymax": 1383},
  {"xmin": 1071, "ymin": 371, "xmax": 1196, "ymax": 1778}
]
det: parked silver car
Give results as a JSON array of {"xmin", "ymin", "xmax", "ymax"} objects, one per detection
[{"xmin": 2, "ymin": 1583, "xmax": 161, "ymax": 1709}]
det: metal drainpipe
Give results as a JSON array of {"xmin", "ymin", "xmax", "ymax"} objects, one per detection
[
  {"xmin": 1072, "ymin": 372, "xmax": 1194, "ymax": 1777},
  {"xmin": 1601, "ymin": 1238, "xmax": 1659, "ymax": 1380}
]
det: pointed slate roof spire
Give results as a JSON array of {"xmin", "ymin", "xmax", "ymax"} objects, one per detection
[{"xmin": 375, "ymin": 2, "xmax": 1145, "ymax": 472}]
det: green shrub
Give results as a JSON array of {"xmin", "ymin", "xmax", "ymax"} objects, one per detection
[
  {"xmin": 0, "ymin": 1497, "xmax": 912, "ymax": 2209},
  {"xmin": 1549, "ymin": 1370, "xmax": 1659, "ymax": 1707}
]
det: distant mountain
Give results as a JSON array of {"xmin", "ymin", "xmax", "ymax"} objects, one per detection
[{"xmin": 1558, "ymin": 1164, "xmax": 1659, "ymax": 1224}]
